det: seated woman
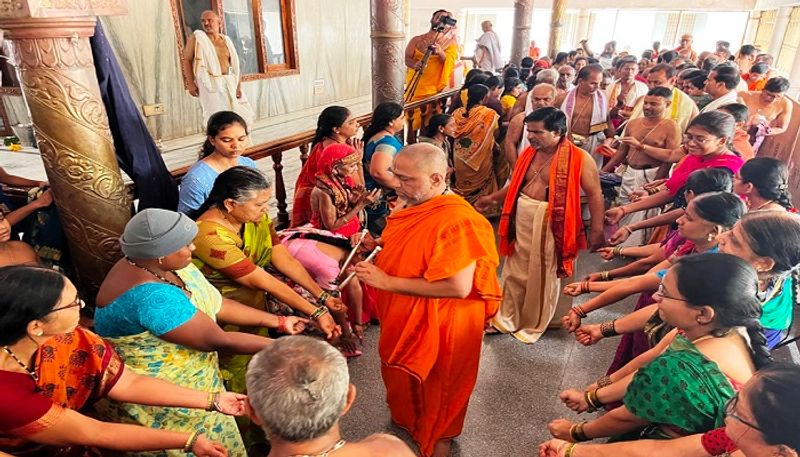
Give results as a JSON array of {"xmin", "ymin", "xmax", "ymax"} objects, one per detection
[
  {"xmin": 549, "ymin": 253, "xmax": 770, "ymax": 442},
  {"xmin": 292, "ymin": 106, "xmax": 362, "ymax": 227},
  {"xmin": 282, "ymin": 144, "xmax": 380, "ymax": 354},
  {"xmin": 0, "ymin": 265, "xmax": 245, "ymax": 456},
  {"xmin": 178, "ymin": 111, "xmax": 257, "ymax": 215},
  {"xmin": 418, "ymin": 113, "xmax": 456, "ymax": 169},
  {"xmin": 564, "ymin": 192, "xmax": 745, "ymax": 373},
  {"xmin": 605, "ymin": 112, "xmax": 745, "ymax": 229},
  {"xmin": 362, "ymin": 102, "xmax": 405, "ymax": 235},
  {"xmin": 94, "ymin": 209, "xmax": 307, "ymax": 455},
  {"xmin": 598, "ymin": 168, "xmax": 734, "ymax": 276},
  {"xmin": 451, "ymin": 84, "xmax": 503, "ymax": 207},
  {"xmin": 539, "ymin": 363, "xmax": 800, "ymax": 457},
  {"xmin": 577, "ymin": 211, "xmax": 800, "ymax": 355}
]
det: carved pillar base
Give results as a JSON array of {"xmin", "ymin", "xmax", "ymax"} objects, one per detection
[
  {"xmin": 370, "ymin": 0, "xmax": 407, "ymax": 108},
  {"xmin": 511, "ymin": 0, "xmax": 533, "ymax": 66},
  {"xmin": 549, "ymin": 0, "xmax": 568, "ymax": 58},
  {"xmin": 4, "ymin": 18, "xmax": 131, "ymax": 298}
]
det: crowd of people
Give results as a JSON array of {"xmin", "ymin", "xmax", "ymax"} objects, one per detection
[{"xmin": 1, "ymin": 6, "xmax": 800, "ymax": 457}]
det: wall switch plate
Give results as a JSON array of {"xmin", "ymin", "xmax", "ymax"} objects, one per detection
[
  {"xmin": 143, "ymin": 103, "xmax": 165, "ymax": 117},
  {"xmin": 313, "ymin": 79, "xmax": 325, "ymax": 95}
]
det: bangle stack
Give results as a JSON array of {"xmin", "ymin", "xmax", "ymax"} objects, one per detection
[
  {"xmin": 310, "ymin": 306, "xmax": 329, "ymax": 321},
  {"xmin": 600, "ymin": 320, "xmax": 618, "ymax": 337},
  {"xmin": 572, "ymin": 305, "xmax": 588, "ymax": 318},
  {"xmin": 585, "ymin": 388, "xmax": 604, "ymax": 412},
  {"xmin": 183, "ymin": 431, "xmax": 199, "ymax": 452},
  {"xmin": 596, "ymin": 375, "xmax": 612, "ymax": 388},
  {"xmin": 564, "ymin": 443, "xmax": 578, "ymax": 457},
  {"xmin": 205, "ymin": 391, "xmax": 221, "ymax": 412},
  {"xmin": 316, "ymin": 291, "xmax": 331, "ymax": 307},
  {"xmin": 612, "ymin": 246, "xmax": 626, "ymax": 258},
  {"xmin": 569, "ymin": 421, "xmax": 590, "ymax": 442},
  {"xmin": 647, "ymin": 186, "xmax": 660, "ymax": 195},
  {"xmin": 580, "ymin": 280, "xmax": 591, "ymax": 294},
  {"xmin": 599, "ymin": 271, "xmax": 611, "ymax": 281}
]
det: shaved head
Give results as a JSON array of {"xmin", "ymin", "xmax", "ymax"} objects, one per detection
[{"xmin": 396, "ymin": 143, "xmax": 448, "ymax": 176}]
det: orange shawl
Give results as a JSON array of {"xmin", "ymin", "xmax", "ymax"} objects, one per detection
[
  {"xmin": 375, "ymin": 194, "xmax": 501, "ymax": 380},
  {"xmin": 499, "ymin": 141, "xmax": 586, "ymax": 277}
]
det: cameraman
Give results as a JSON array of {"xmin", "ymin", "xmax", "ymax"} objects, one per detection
[{"xmin": 404, "ymin": 10, "xmax": 459, "ymax": 103}]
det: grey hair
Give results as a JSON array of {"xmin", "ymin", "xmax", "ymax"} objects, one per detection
[
  {"xmin": 536, "ymin": 68, "xmax": 559, "ymax": 84},
  {"xmin": 246, "ymin": 336, "xmax": 349, "ymax": 442}
]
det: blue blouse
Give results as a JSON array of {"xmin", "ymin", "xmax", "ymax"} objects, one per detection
[
  {"xmin": 364, "ymin": 135, "xmax": 403, "ymax": 191},
  {"xmin": 177, "ymin": 156, "xmax": 257, "ymax": 214},
  {"xmin": 95, "ymin": 283, "xmax": 197, "ymax": 337}
]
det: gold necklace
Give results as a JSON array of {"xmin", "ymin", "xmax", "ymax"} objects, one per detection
[
  {"xmin": 125, "ymin": 258, "xmax": 191, "ymax": 295},
  {"xmin": 3, "ymin": 345, "xmax": 37, "ymax": 382}
]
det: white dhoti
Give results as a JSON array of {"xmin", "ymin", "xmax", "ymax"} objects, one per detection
[
  {"xmin": 493, "ymin": 195, "xmax": 573, "ymax": 343},
  {"xmin": 616, "ymin": 165, "xmax": 661, "ymax": 247},
  {"xmin": 193, "ymin": 30, "xmax": 255, "ymax": 127}
]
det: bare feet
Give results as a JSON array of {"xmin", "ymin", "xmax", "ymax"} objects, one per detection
[{"xmin": 431, "ymin": 439, "xmax": 452, "ymax": 457}]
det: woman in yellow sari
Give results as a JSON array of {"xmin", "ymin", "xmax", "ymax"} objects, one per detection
[{"xmin": 451, "ymin": 84, "xmax": 504, "ymax": 207}]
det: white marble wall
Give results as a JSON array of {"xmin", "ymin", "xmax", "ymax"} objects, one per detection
[{"xmin": 100, "ymin": 0, "xmax": 372, "ymax": 147}]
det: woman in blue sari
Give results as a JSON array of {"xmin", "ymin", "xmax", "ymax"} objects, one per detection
[{"xmin": 361, "ymin": 102, "xmax": 405, "ymax": 235}]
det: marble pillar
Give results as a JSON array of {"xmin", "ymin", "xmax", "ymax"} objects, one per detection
[
  {"xmin": 371, "ymin": 0, "xmax": 406, "ymax": 108},
  {"xmin": 768, "ymin": 6, "xmax": 793, "ymax": 58},
  {"xmin": 549, "ymin": 0, "xmax": 568, "ymax": 58},
  {"xmin": 576, "ymin": 9, "xmax": 591, "ymax": 44},
  {"xmin": 2, "ymin": 4, "xmax": 131, "ymax": 299},
  {"xmin": 510, "ymin": 0, "xmax": 533, "ymax": 66}
]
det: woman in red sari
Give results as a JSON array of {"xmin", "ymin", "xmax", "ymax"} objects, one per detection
[
  {"xmin": 0, "ymin": 265, "xmax": 247, "ymax": 456},
  {"xmin": 292, "ymin": 106, "xmax": 362, "ymax": 227}
]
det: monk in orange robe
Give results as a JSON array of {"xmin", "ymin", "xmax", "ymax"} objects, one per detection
[{"xmin": 355, "ymin": 143, "xmax": 501, "ymax": 457}]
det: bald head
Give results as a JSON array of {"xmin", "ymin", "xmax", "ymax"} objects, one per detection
[{"xmin": 396, "ymin": 143, "xmax": 448, "ymax": 176}]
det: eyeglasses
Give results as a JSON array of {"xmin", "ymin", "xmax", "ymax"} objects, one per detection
[
  {"xmin": 724, "ymin": 394, "xmax": 762, "ymax": 431},
  {"xmin": 655, "ymin": 283, "xmax": 688, "ymax": 302},
  {"xmin": 683, "ymin": 134, "xmax": 715, "ymax": 145},
  {"xmin": 45, "ymin": 295, "xmax": 85, "ymax": 315}
]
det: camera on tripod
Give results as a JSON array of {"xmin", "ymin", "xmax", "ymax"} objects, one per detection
[{"xmin": 433, "ymin": 15, "xmax": 457, "ymax": 32}]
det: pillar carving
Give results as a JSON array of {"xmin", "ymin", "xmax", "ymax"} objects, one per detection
[
  {"xmin": 510, "ymin": 0, "xmax": 533, "ymax": 66},
  {"xmin": 370, "ymin": 0, "xmax": 406, "ymax": 108},
  {"xmin": 549, "ymin": 0, "xmax": 568, "ymax": 58},
  {"xmin": 2, "ymin": 14, "xmax": 131, "ymax": 297}
]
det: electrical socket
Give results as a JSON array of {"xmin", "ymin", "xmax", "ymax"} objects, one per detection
[{"xmin": 143, "ymin": 103, "xmax": 165, "ymax": 117}]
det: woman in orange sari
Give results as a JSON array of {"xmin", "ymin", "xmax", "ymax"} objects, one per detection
[
  {"xmin": 291, "ymin": 106, "xmax": 362, "ymax": 227},
  {"xmin": 451, "ymin": 84, "xmax": 503, "ymax": 208},
  {"xmin": 0, "ymin": 265, "xmax": 246, "ymax": 456}
]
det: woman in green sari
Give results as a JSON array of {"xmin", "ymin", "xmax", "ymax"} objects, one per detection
[
  {"xmin": 94, "ymin": 209, "xmax": 308, "ymax": 456},
  {"xmin": 548, "ymin": 253, "xmax": 772, "ymax": 442}
]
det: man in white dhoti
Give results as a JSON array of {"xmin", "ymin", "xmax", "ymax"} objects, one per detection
[
  {"xmin": 474, "ymin": 21, "xmax": 503, "ymax": 72},
  {"xmin": 601, "ymin": 87, "xmax": 682, "ymax": 247},
  {"xmin": 182, "ymin": 10, "xmax": 254, "ymax": 127}
]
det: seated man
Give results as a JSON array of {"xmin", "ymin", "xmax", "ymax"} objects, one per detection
[{"xmin": 245, "ymin": 336, "xmax": 415, "ymax": 457}]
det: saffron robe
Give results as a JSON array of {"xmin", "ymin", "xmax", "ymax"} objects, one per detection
[{"xmin": 375, "ymin": 194, "xmax": 501, "ymax": 457}]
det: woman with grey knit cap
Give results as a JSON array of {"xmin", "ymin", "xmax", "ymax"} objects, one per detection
[{"xmin": 93, "ymin": 208, "xmax": 308, "ymax": 456}]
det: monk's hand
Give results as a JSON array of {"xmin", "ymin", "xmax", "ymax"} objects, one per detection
[
  {"xmin": 547, "ymin": 419, "xmax": 575, "ymax": 441},
  {"xmin": 559, "ymin": 389, "xmax": 589, "ymax": 413},
  {"xmin": 474, "ymin": 195, "xmax": 496, "ymax": 213},
  {"xmin": 215, "ymin": 392, "xmax": 248, "ymax": 416},
  {"xmin": 359, "ymin": 189, "xmax": 382, "ymax": 207},
  {"xmin": 538, "ymin": 439, "xmax": 571, "ymax": 457},
  {"xmin": 282, "ymin": 316, "xmax": 309, "ymax": 335},
  {"xmin": 188, "ymin": 83, "xmax": 200, "ymax": 97},
  {"xmin": 360, "ymin": 233, "xmax": 380, "ymax": 252},
  {"xmin": 575, "ymin": 324, "xmax": 603, "ymax": 346},
  {"xmin": 562, "ymin": 310, "xmax": 582, "ymax": 332},
  {"xmin": 562, "ymin": 282, "xmax": 584, "ymax": 297},
  {"xmin": 604, "ymin": 206, "xmax": 625, "ymax": 225},
  {"xmin": 315, "ymin": 313, "xmax": 340, "ymax": 340},
  {"xmin": 355, "ymin": 261, "xmax": 392, "ymax": 291}
]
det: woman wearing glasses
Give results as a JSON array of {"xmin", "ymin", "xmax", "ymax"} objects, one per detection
[
  {"xmin": 540, "ymin": 363, "xmax": 800, "ymax": 457},
  {"xmin": 548, "ymin": 253, "xmax": 770, "ymax": 442},
  {"xmin": 605, "ymin": 111, "xmax": 745, "ymax": 228},
  {"xmin": 0, "ymin": 265, "xmax": 244, "ymax": 456}
]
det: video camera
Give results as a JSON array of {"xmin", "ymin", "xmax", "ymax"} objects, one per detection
[{"xmin": 433, "ymin": 15, "xmax": 457, "ymax": 32}]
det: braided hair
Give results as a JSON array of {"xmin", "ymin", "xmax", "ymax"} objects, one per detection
[
  {"xmin": 674, "ymin": 253, "xmax": 773, "ymax": 369},
  {"xmin": 739, "ymin": 157, "xmax": 793, "ymax": 210}
]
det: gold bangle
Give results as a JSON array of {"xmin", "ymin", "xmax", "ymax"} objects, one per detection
[
  {"xmin": 583, "ymin": 389, "xmax": 598, "ymax": 413},
  {"xmin": 570, "ymin": 421, "xmax": 590, "ymax": 442},
  {"xmin": 565, "ymin": 443, "xmax": 578, "ymax": 457},
  {"xmin": 600, "ymin": 270, "xmax": 611, "ymax": 281},
  {"xmin": 205, "ymin": 392, "xmax": 215, "ymax": 411},
  {"xmin": 183, "ymin": 431, "xmax": 199, "ymax": 453}
]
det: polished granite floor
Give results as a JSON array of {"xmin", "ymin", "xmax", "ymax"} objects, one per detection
[{"xmin": 337, "ymin": 253, "xmax": 637, "ymax": 457}]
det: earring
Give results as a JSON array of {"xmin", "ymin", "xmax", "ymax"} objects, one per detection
[
  {"xmin": 158, "ymin": 257, "xmax": 164, "ymax": 265},
  {"xmin": 35, "ymin": 331, "xmax": 43, "ymax": 337},
  {"xmin": 707, "ymin": 232, "xmax": 715, "ymax": 242}
]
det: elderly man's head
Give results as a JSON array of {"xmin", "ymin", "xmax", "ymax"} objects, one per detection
[
  {"xmin": 535, "ymin": 68, "xmax": 558, "ymax": 86},
  {"xmin": 200, "ymin": 10, "xmax": 221, "ymax": 34},
  {"xmin": 390, "ymin": 143, "xmax": 449, "ymax": 206},
  {"xmin": 246, "ymin": 336, "xmax": 353, "ymax": 442},
  {"xmin": 529, "ymin": 84, "xmax": 558, "ymax": 110}
]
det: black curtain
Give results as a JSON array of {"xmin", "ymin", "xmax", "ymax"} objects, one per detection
[{"xmin": 90, "ymin": 21, "xmax": 179, "ymax": 211}]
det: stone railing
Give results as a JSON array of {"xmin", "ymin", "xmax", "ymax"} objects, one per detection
[{"xmin": 170, "ymin": 88, "xmax": 460, "ymax": 228}]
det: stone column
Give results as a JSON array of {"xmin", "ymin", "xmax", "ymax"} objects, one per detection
[
  {"xmin": 2, "ymin": 2, "xmax": 131, "ymax": 299},
  {"xmin": 510, "ymin": 0, "xmax": 534, "ymax": 66},
  {"xmin": 549, "ymin": 0, "xmax": 568, "ymax": 58},
  {"xmin": 788, "ymin": 40, "xmax": 800, "ymax": 99},
  {"xmin": 576, "ymin": 9, "xmax": 591, "ymax": 46},
  {"xmin": 370, "ymin": 0, "xmax": 407, "ymax": 107},
  {"xmin": 742, "ymin": 11, "xmax": 760, "ymax": 46},
  {"xmin": 768, "ymin": 6, "xmax": 793, "ymax": 57}
]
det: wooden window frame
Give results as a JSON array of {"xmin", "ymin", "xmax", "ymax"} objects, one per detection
[{"xmin": 171, "ymin": 0, "xmax": 300, "ymax": 89}]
